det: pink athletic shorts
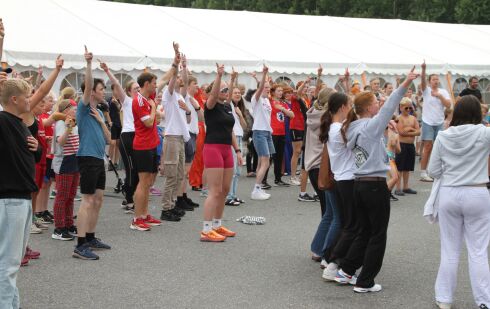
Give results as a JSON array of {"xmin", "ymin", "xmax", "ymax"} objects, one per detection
[{"xmin": 203, "ymin": 144, "xmax": 234, "ymax": 169}]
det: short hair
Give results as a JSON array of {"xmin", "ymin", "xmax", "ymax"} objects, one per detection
[
  {"xmin": 1, "ymin": 79, "xmax": 32, "ymax": 106},
  {"xmin": 428, "ymin": 74, "xmax": 438, "ymax": 82},
  {"xmin": 469, "ymin": 76, "xmax": 479, "ymax": 83},
  {"xmin": 400, "ymin": 97, "xmax": 412, "ymax": 106},
  {"xmin": 450, "ymin": 95, "xmax": 482, "ymax": 126},
  {"xmin": 80, "ymin": 78, "xmax": 105, "ymax": 93},
  {"xmin": 59, "ymin": 87, "xmax": 76, "ymax": 101},
  {"xmin": 187, "ymin": 76, "xmax": 197, "ymax": 86},
  {"xmin": 137, "ymin": 72, "xmax": 157, "ymax": 88}
]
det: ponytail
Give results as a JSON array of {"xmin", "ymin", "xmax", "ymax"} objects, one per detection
[
  {"xmin": 341, "ymin": 91, "xmax": 374, "ymax": 143},
  {"xmin": 320, "ymin": 92, "xmax": 350, "ymax": 143},
  {"xmin": 319, "ymin": 110, "xmax": 333, "ymax": 143}
]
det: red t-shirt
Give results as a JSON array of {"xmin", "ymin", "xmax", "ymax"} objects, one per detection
[
  {"xmin": 36, "ymin": 117, "xmax": 48, "ymax": 165},
  {"xmin": 39, "ymin": 113, "xmax": 54, "ymax": 159},
  {"xmin": 270, "ymin": 99, "xmax": 290, "ymax": 136},
  {"xmin": 132, "ymin": 93, "xmax": 159, "ymax": 150},
  {"xmin": 289, "ymin": 96, "xmax": 305, "ymax": 131}
]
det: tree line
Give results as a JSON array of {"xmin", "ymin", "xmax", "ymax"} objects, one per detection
[{"xmin": 106, "ymin": 0, "xmax": 489, "ymax": 24}]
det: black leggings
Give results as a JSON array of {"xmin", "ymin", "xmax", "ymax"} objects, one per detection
[
  {"xmin": 119, "ymin": 132, "xmax": 139, "ymax": 203},
  {"xmin": 272, "ymin": 135, "xmax": 285, "ymax": 182},
  {"xmin": 307, "ymin": 168, "xmax": 326, "ymax": 216}
]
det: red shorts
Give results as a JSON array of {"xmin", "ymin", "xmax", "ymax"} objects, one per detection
[
  {"xmin": 203, "ymin": 144, "xmax": 234, "ymax": 169},
  {"xmin": 35, "ymin": 163, "xmax": 46, "ymax": 190}
]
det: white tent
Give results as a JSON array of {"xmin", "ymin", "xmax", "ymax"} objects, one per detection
[{"xmin": 2, "ymin": 0, "xmax": 490, "ymax": 96}]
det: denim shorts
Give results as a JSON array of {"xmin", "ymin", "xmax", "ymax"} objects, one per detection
[
  {"xmin": 252, "ymin": 130, "xmax": 275, "ymax": 157},
  {"xmin": 421, "ymin": 121, "xmax": 443, "ymax": 141}
]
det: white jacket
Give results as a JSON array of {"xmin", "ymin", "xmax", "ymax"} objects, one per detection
[{"xmin": 428, "ymin": 124, "xmax": 490, "ymax": 186}]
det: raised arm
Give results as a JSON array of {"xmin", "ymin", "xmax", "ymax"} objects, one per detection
[
  {"xmin": 82, "ymin": 46, "xmax": 93, "ymax": 105},
  {"xmin": 206, "ymin": 63, "xmax": 224, "ymax": 110},
  {"xmin": 168, "ymin": 42, "xmax": 181, "ymax": 95},
  {"xmin": 420, "ymin": 60, "xmax": 427, "ymax": 91},
  {"xmin": 0, "ymin": 19, "xmax": 4, "ymax": 63},
  {"xmin": 228, "ymin": 67, "xmax": 238, "ymax": 103},
  {"xmin": 297, "ymin": 76, "xmax": 310, "ymax": 97},
  {"xmin": 34, "ymin": 66, "xmax": 43, "ymax": 90},
  {"xmin": 29, "ymin": 55, "xmax": 63, "ymax": 110},
  {"xmin": 366, "ymin": 66, "xmax": 419, "ymax": 138},
  {"xmin": 99, "ymin": 60, "xmax": 126, "ymax": 102},
  {"xmin": 180, "ymin": 54, "xmax": 188, "ymax": 97},
  {"xmin": 314, "ymin": 64, "xmax": 323, "ymax": 97},
  {"xmin": 253, "ymin": 65, "xmax": 268, "ymax": 102},
  {"xmin": 157, "ymin": 67, "xmax": 176, "ymax": 94},
  {"xmin": 342, "ymin": 68, "xmax": 351, "ymax": 94}
]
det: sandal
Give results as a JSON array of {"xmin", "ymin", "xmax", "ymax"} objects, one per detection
[{"xmin": 225, "ymin": 199, "xmax": 240, "ymax": 206}]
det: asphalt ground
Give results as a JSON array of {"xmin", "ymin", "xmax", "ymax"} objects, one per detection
[{"xmin": 17, "ymin": 167, "xmax": 487, "ymax": 309}]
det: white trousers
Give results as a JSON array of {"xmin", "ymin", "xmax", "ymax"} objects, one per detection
[{"xmin": 436, "ymin": 186, "xmax": 490, "ymax": 307}]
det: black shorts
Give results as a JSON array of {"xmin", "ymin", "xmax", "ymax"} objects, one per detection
[
  {"xmin": 45, "ymin": 158, "xmax": 56, "ymax": 179},
  {"xmin": 133, "ymin": 148, "xmax": 158, "ymax": 173},
  {"xmin": 78, "ymin": 156, "xmax": 106, "ymax": 194},
  {"xmin": 111, "ymin": 125, "xmax": 122, "ymax": 140},
  {"xmin": 395, "ymin": 143, "xmax": 416, "ymax": 172},
  {"xmin": 185, "ymin": 133, "xmax": 197, "ymax": 164},
  {"xmin": 290, "ymin": 129, "xmax": 304, "ymax": 142}
]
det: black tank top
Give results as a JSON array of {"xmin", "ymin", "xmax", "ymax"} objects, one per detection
[
  {"xmin": 28, "ymin": 118, "xmax": 38, "ymax": 137},
  {"xmin": 204, "ymin": 102, "xmax": 235, "ymax": 145}
]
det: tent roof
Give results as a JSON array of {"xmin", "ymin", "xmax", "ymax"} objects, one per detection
[{"xmin": 3, "ymin": 0, "xmax": 490, "ymax": 75}]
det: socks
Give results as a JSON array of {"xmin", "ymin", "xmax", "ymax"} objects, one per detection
[
  {"xmin": 212, "ymin": 218, "xmax": 222, "ymax": 229},
  {"xmin": 254, "ymin": 184, "xmax": 261, "ymax": 191},
  {"xmin": 86, "ymin": 232, "xmax": 95, "ymax": 242},
  {"xmin": 420, "ymin": 170, "xmax": 427, "ymax": 177},
  {"xmin": 77, "ymin": 236, "xmax": 86, "ymax": 247},
  {"xmin": 203, "ymin": 221, "xmax": 212, "ymax": 233},
  {"xmin": 300, "ymin": 192, "xmax": 306, "ymax": 196}
]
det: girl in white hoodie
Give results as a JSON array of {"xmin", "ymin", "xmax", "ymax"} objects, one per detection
[{"xmin": 428, "ymin": 95, "xmax": 490, "ymax": 309}]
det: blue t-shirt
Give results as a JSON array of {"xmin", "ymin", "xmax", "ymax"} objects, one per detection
[{"xmin": 76, "ymin": 101, "xmax": 106, "ymax": 160}]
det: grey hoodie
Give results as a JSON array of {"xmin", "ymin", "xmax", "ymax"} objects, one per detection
[
  {"xmin": 346, "ymin": 86, "xmax": 407, "ymax": 178},
  {"xmin": 428, "ymin": 124, "xmax": 490, "ymax": 186},
  {"xmin": 304, "ymin": 107, "xmax": 324, "ymax": 171}
]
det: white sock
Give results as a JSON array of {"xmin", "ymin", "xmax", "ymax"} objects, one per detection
[
  {"xmin": 254, "ymin": 184, "xmax": 261, "ymax": 191},
  {"xmin": 421, "ymin": 170, "xmax": 427, "ymax": 177},
  {"xmin": 212, "ymin": 218, "xmax": 222, "ymax": 229},
  {"xmin": 203, "ymin": 221, "xmax": 212, "ymax": 233},
  {"xmin": 300, "ymin": 192, "xmax": 306, "ymax": 196}
]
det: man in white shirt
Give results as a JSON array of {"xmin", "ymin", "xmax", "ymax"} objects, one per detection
[{"xmin": 419, "ymin": 61, "xmax": 452, "ymax": 182}]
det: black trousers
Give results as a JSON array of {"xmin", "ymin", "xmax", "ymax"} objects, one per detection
[
  {"xmin": 119, "ymin": 132, "xmax": 139, "ymax": 203},
  {"xmin": 329, "ymin": 180, "xmax": 357, "ymax": 263},
  {"xmin": 340, "ymin": 180, "xmax": 390, "ymax": 288},
  {"xmin": 272, "ymin": 135, "xmax": 285, "ymax": 182},
  {"xmin": 246, "ymin": 136, "xmax": 258, "ymax": 173},
  {"xmin": 307, "ymin": 168, "xmax": 326, "ymax": 216}
]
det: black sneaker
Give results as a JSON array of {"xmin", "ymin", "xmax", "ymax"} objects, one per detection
[
  {"xmin": 160, "ymin": 210, "xmax": 182, "ymax": 222},
  {"xmin": 225, "ymin": 199, "xmax": 240, "ymax": 206},
  {"xmin": 43, "ymin": 210, "xmax": 54, "ymax": 220},
  {"xmin": 176, "ymin": 198, "xmax": 194, "ymax": 211},
  {"xmin": 261, "ymin": 182, "xmax": 272, "ymax": 190},
  {"xmin": 274, "ymin": 180, "xmax": 290, "ymax": 187},
  {"xmin": 67, "ymin": 225, "xmax": 78, "ymax": 237},
  {"xmin": 185, "ymin": 197, "xmax": 199, "ymax": 208},
  {"xmin": 52, "ymin": 228, "xmax": 75, "ymax": 241},
  {"xmin": 479, "ymin": 304, "xmax": 488, "ymax": 309},
  {"xmin": 192, "ymin": 186, "xmax": 202, "ymax": 191},
  {"xmin": 390, "ymin": 193, "xmax": 399, "ymax": 201},
  {"xmin": 313, "ymin": 193, "xmax": 320, "ymax": 202},
  {"xmin": 298, "ymin": 193, "xmax": 316, "ymax": 202},
  {"xmin": 36, "ymin": 212, "xmax": 53, "ymax": 224},
  {"xmin": 171, "ymin": 207, "xmax": 185, "ymax": 217}
]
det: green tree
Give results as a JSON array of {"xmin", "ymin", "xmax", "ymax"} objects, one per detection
[{"xmin": 455, "ymin": 0, "xmax": 490, "ymax": 24}]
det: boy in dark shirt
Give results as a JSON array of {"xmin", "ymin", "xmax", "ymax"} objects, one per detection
[{"xmin": 0, "ymin": 77, "xmax": 40, "ymax": 309}]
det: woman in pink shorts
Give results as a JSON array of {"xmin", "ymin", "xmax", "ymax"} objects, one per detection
[{"xmin": 200, "ymin": 64, "xmax": 243, "ymax": 242}]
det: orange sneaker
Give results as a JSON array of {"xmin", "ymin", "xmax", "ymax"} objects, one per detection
[
  {"xmin": 213, "ymin": 226, "xmax": 236, "ymax": 237},
  {"xmin": 200, "ymin": 230, "xmax": 226, "ymax": 242}
]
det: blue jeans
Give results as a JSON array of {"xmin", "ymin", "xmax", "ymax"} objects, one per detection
[
  {"xmin": 252, "ymin": 130, "xmax": 275, "ymax": 157},
  {"xmin": 310, "ymin": 190, "xmax": 341, "ymax": 257},
  {"xmin": 0, "ymin": 199, "xmax": 32, "ymax": 309},
  {"xmin": 227, "ymin": 138, "xmax": 242, "ymax": 200}
]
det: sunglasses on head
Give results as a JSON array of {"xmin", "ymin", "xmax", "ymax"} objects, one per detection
[{"xmin": 220, "ymin": 87, "xmax": 229, "ymax": 93}]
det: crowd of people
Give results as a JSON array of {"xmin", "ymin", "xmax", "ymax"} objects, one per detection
[{"xmin": 0, "ymin": 17, "xmax": 489, "ymax": 309}]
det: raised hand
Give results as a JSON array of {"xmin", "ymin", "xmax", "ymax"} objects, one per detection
[
  {"xmin": 55, "ymin": 55, "xmax": 64, "ymax": 70},
  {"xmin": 216, "ymin": 63, "xmax": 225, "ymax": 76},
  {"xmin": 98, "ymin": 59, "xmax": 109, "ymax": 72},
  {"xmin": 37, "ymin": 65, "xmax": 43, "ymax": 76},
  {"xmin": 0, "ymin": 18, "xmax": 4, "ymax": 39},
  {"xmin": 406, "ymin": 66, "xmax": 419, "ymax": 82},
  {"xmin": 317, "ymin": 64, "xmax": 323, "ymax": 76},
  {"xmin": 84, "ymin": 45, "xmax": 93, "ymax": 63},
  {"xmin": 173, "ymin": 41, "xmax": 180, "ymax": 55},
  {"xmin": 262, "ymin": 64, "xmax": 269, "ymax": 74},
  {"xmin": 181, "ymin": 54, "xmax": 187, "ymax": 68},
  {"xmin": 344, "ymin": 67, "xmax": 350, "ymax": 78},
  {"xmin": 231, "ymin": 66, "xmax": 238, "ymax": 80},
  {"xmin": 421, "ymin": 60, "xmax": 426, "ymax": 71}
]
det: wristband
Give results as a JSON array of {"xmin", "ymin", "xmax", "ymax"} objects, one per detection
[
  {"xmin": 186, "ymin": 111, "xmax": 191, "ymax": 116},
  {"xmin": 235, "ymin": 149, "xmax": 241, "ymax": 153},
  {"xmin": 194, "ymin": 106, "xmax": 201, "ymax": 111}
]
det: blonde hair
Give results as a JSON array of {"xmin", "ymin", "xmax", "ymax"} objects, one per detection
[
  {"xmin": 59, "ymin": 87, "xmax": 76, "ymax": 102},
  {"xmin": 400, "ymin": 97, "xmax": 412, "ymax": 106},
  {"xmin": 1, "ymin": 79, "xmax": 32, "ymax": 106},
  {"xmin": 313, "ymin": 87, "xmax": 335, "ymax": 110}
]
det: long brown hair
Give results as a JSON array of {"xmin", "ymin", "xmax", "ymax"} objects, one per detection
[
  {"xmin": 341, "ymin": 91, "xmax": 375, "ymax": 143},
  {"xmin": 319, "ymin": 92, "xmax": 350, "ymax": 143}
]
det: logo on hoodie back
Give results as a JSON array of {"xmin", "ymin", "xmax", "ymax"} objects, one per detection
[{"xmin": 353, "ymin": 144, "xmax": 368, "ymax": 168}]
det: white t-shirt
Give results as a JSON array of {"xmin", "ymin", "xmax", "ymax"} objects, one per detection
[
  {"xmin": 162, "ymin": 88, "xmax": 190, "ymax": 142},
  {"xmin": 121, "ymin": 95, "xmax": 135, "ymax": 133},
  {"xmin": 422, "ymin": 87, "xmax": 450, "ymax": 126},
  {"xmin": 251, "ymin": 95, "xmax": 272, "ymax": 132},
  {"xmin": 184, "ymin": 95, "xmax": 199, "ymax": 134},
  {"xmin": 157, "ymin": 104, "xmax": 165, "ymax": 128},
  {"xmin": 230, "ymin": 103, "xmax": 244, "ymax": 137},
  {"xmin": 0, "ymin": 105, "xmax": 3, "ymax": 112},
  {"xmin": 327, "ymin": 123, "xmax": 355, "ymax": 181}
]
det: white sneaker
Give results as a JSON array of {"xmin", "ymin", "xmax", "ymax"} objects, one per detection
[
  {"xmin": 435, "ymin": 301, "xmax": 452, "ymax": 309},
  {"xmin": 290, "ymin": 177, "xmax": 300, "ymax": 186},
  {"xmin": 322, "ymin": 263, "xmax": 338, "ymax": 281},
  {"xmin": 259, "ymin": 188, "xmax": 271, "ymax": 198},
  {"xmin": 30, "ymin": 223, "xmax": 42, "ymax": 234},
  {"xmin": 420, "ymin": 175, "xmax": 434, "ymax": 182},
  {"xmin": 320, "ymin": 259, "xmax": 328, "ymax": 269},
  {"xmin": 334, "ymin": 269, "xmax": 357, "ymax": 285},
  {"xmin": 353, "ymin": 284, "xmax": 382, "ymax": 293},
  {"xmin": 251, "ymin": 189, "xmax": 270, "ymax": 200}
]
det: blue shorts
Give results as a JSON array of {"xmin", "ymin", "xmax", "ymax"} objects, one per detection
[
  {"xmin": 421, "ymin": 121, "xmax": 443, "ymax": 141},
  {"xmin": 252, "ymin": 130, "xmax": 275, "ymax": 157}
]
